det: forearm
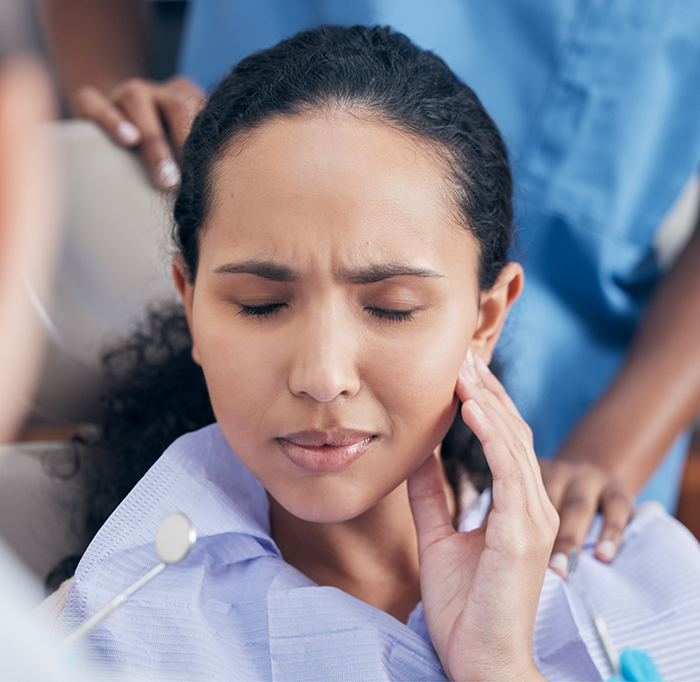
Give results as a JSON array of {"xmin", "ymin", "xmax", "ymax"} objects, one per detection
[
  {"xmin": 559, "ymin": 220, "xmax": 700, "ymax": 492},
  {"xmin": 38, "ymin": 0, "xmax": 148, "ymax": 113}
]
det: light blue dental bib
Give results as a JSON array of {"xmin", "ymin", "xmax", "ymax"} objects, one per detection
[{"xmin": 63, "ymin": 425, "xmax": 700, "ymax": 681}]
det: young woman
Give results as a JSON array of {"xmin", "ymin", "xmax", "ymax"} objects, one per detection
[{"xmin": 54, "ymin": 26, "xmax": 700, "ymax": 681}]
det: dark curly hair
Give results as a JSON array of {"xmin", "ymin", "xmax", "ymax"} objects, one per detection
[{"xmin": 49, "ymin": 25, "xmax": 510, "ymax": 589}]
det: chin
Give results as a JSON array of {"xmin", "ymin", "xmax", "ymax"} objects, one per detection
[{"xmin": 273, "ymin": 484, "xmax": 382, "ymax": 524}]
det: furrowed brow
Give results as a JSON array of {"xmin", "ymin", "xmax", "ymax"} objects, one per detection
[
  {"xmin": 342, "ymin": 263, "xmax": 444, "ymax": 284},
  {"xmin": 213, "ymin": 260, "xmax": 297, "ymax": 282}
]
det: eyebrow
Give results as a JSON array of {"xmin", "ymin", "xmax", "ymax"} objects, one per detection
[
  {"xmin": 214, "ymin": 260, "xmax": 297, "ymax": 281},
  {"xmin": 340, "ymin": 263, "xmax": 444, "ymax": 284},
  {"xmin": 213, "ymin": 259, "xmax": 443, "ymax": 283}
]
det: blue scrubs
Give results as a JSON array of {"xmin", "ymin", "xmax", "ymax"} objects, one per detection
[{"xmin": 178, "ymin": 0, "xmax": 700, "ymax": 510}]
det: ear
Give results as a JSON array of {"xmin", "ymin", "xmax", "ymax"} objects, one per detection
[
  {"xmin": 172, "ymin": 254, "xmax": 201, "ymax": 366},
  {"xmin": 470, "ymin": 262, "xmax": 523, "ymax": 364}
]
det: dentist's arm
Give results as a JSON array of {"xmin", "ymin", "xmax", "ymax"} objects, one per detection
[
  {"xmin": 39, "ymin": 0, "xmax": 148, "ymax": 111},
  {"xmin": 545, "ymin": 218, "xmax": 700, "ymax": 575}
]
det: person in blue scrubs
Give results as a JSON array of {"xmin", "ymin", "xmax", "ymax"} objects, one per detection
[{"xmin": 40, "ymin": 0, "xmax": 700, "ymax": 573}]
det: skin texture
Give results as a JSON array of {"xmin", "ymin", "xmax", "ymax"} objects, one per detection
[
  {"xmin": 0, "ymin": 58, "xmax": 59, "ymax": 443},
  {"xmin": 179, "ymin": 111, "xmax": 481, "ymax": 525},
  {"xmin": 174, "ymin": 109, "xmax": 555, "ymax": 680}
]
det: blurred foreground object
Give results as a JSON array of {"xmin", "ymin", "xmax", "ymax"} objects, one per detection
[
  {"xmin": 0, "ymin": 60, "xmax": 61, "ymax": 443},
  {"xmin": 1, "ymin": 121, "xmax": 176, "ymax": 588},
  {"xmin": 0, "ymin": 1, "xmax": 82, "ymax": 673}
]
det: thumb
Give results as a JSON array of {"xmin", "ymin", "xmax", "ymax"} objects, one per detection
[{"xmin": 408, "ymin": 454, "xmax": 455, "ymax": 555}]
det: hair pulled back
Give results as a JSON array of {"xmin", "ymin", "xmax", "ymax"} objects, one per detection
[
  {"xmin": 50, "ymin": 26, "xmax": 510, "ymax": 589},
  {"xmin": 175, "ymin": 25, "xmax": 512, "ymax": 289}
]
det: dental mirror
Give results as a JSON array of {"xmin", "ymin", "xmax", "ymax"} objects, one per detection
[
  {"xmin": 155, "ymin": 512, "xmax": 197, "ymax": 564},
  {"xmin": 62, "ymin": 513, "xmax": 197, "ymax": 649}
]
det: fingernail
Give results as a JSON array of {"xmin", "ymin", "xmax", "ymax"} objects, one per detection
[
  {"xmin": 596, "ymin": 539, "xmax": 616, "ymax": 561},
  {"xmin": 549, "ymin": 552, "xmax": 569, "ymax": 577},
  {"xmin": 466, "ymin": 399, "xmax": 484, "ymax": 416},
  {"xmin": 475, "ymin": 353, "xmax": 490, "ymax": 375},
  {"xmin": 157, "ymin": 158, "xmax": 181, "ymax": 189},
  {"xmin": 466, "ymin": 347, "xmax": 476, "ymax": 366},
  {"xmin": 634, "ymin": 500, "xmax": 666, "ymax": 518},
  {"xmin": 117, "ymin": 120, "xmax": 140, "ymax": 145},
  {"xmin": 460, "ymin": 359, "xmax": 477, "ymax": 383}
]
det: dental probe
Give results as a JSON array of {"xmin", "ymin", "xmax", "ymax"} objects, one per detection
[
  {"xmin": 567, "ymin": 548, "xmax": 621, "ymax": 677},
  {"xmin": 567, "ymin": 548, "xmax": 663, "ymax": 682}
]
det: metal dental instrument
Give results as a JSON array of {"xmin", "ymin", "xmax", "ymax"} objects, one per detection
[
  {"xmin": 61, "ymin": 513, "xmax": 196, "ymax": 649},
  {"xmin": 567, "ymin": 548, "xmax": 622, "ymax": 678}
]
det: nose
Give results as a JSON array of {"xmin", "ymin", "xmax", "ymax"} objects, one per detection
[{"xmin": 288, "ymin": 301, "xmax": 361, "ymax": 402}]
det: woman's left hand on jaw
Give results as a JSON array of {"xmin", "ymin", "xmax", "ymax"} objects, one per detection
[
  {"xmin": 540, "ymin": 455, "xmax": 634, "ymax": 578},
  {"xmin": 407, "ymin": 349, "xmax": 558, "ymax": 682}
]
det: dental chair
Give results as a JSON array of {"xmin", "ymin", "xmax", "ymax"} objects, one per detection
[{"xmin": 0, "ymin": 121, "xmax": 174, "ymax": 590}]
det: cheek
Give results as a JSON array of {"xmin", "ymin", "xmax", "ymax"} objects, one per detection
[
  {"xmin": 191, "ymin": 305, "xmax": 283, "ymax": 429},
  {"xmin": 366, "ymin": 308, "xmax": 473, "ymax": 443}
]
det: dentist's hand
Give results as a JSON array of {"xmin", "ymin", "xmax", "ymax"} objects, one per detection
[
  {"xmin": 541, "ymin": 453, "xmax": 633, "ymax": 578},
  {"xmin": 74, "ymin": 75, "xmax": 205, "ymax": 190},
  {"xmin": 408, "ymin": 350, "xmax": 558, "ymax": 681}
]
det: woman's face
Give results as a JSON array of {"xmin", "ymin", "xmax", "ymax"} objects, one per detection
[{"xmin": 177, "ymin": 110, "xmax": 485, "ymax": 523}]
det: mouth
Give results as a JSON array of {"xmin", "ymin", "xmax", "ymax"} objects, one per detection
[{"xmin": 277, "ymin": 430, "xmax": 377, "ymax": 473}]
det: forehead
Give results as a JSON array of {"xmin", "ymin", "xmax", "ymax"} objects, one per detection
[{"xmin": 201, "ymin": 109, "xmax": 475, "ymax": 273}]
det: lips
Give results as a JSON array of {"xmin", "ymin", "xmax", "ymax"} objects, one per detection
[{"xmin": 278, "ymin": 430, "xmax": 376, "ymax": 472}]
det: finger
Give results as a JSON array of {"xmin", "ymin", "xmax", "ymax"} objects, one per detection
[
  {"xmin": 460, "ymin": 394, "xmax": 558, "ymax": 560},
  {"xmin": 113, "ymin": 79, "xmax": 180, "ymax": 190},
  {"xmin": 460, "ymin": 362, "xmax": 559, "ymax": 533},
  {"xmin": 74, "ymin": 85, "xmax": 141, "ymax": 147},
  {"xmin": 408, "ymin": 453, "xmax": 455, "ymax": 555},
  {"xmin": 459, "ymin": 382, "xmax": 543, "ymax": 515},
  {"xmin": 457, "ymin": 369, "xmax": 532, "ymax": 470},
  {"xmin": 457, "ymin": 360, "xmax": 557, "ymax": 535},
  {"xmin": 461, "ymin": 355, "xmax": 534, "ymax": 458},
  {"xmin": 594, "ymin": 483, "xmax": 633, "ymax": 563},
  {"xmin": 463, "ymin": 359, "xmax": 555, "ymax": 521},
  {"xmin": 548, "ymin": 479, "xmax": 600, "ymax": 577},
  {"xmin": 155, "ymin": 77, "xmax": 205, "ymax": 157},
  {"xmin": 473, "ymin": 352, "xmax": 521, "ymax": 418}
]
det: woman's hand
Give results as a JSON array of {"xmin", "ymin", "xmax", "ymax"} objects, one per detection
[
  {"xmin": 74, "ymin": 76, "xmax": 206, "ymax": 190},
  {"xmin": 408, "ymin": 350, "xmax": 558, "ymax": 681},
  {"xmin": 541, "ymin": 455, "xmax": 634, "ymax": 577}
]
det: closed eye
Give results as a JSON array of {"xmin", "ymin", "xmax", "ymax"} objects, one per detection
[
  {"xmin": 237, "ymin": 302, "xmax": 288, "ymax": 318},
  {"xmin": 365, "ymin": 307, "xmax": 415, "ymax": 322},
  {"xmin": 237, "ymin": 303, "xmax": 417, "ymax": 321}
]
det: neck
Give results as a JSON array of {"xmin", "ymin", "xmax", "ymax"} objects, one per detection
[{"xmin": 269, "ymin": 456, "xmax": 456, "ymax": 623}]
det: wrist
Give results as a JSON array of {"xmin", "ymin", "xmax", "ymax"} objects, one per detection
[
  {"xmin": 450, "ymin": 655, "xmax": 543, "ymax": 682},
  {"xmin": 554, "ymin": 377, "xmax": 686, "ymax": 493},
  {"xmin": 555, "ymin": 415, "xmax": 635, "ymax": 482}
]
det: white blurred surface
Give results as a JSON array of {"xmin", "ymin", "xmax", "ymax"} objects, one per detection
[
  {"xmin": 30, "ymin": 121, "xmax": 176, "ymax": 423},
  {"xmin": 0, "ymin": 440, "xmax": 81, "ymax": 584}
]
